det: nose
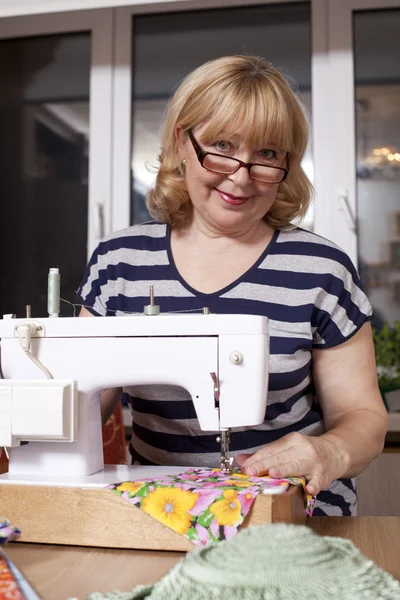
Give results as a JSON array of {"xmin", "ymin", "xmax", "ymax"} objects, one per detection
[{"xmin": 228, "ymin": 164, "xmax": 252, "ymax": 187}]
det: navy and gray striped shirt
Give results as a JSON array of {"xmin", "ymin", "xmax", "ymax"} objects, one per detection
[{"xmin": 78, "ymin": 222, "xmax": 372, "ymax": 516}]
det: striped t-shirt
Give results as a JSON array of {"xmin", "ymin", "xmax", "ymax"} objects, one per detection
[{"xmin": 78, "ymin": 221, "xmax": 373, "ymax": 516}]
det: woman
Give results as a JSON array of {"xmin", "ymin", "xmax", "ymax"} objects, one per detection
[{"xmin": 78, "ymin": 55, "xmax": 387, "ymax": 516}]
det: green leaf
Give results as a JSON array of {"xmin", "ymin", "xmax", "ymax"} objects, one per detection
[
  {"xmin": 185, "ymin": 526, "xmax": 198, "ymax": 541},
  {"xmin": 208, "ymin": 528, "xmax": 218, "ymax": 542},
  {"xmin": 197, "ymin": 509, "xmax": 215, "ymax": 528},
  {"xmin": 135, "ymin": 485, "xmax": 150, "ymax": 498}
]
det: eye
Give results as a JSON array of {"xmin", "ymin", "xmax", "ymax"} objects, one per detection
[
  {"xmin": 214, "ymin": 140, "xmax": 233, "ymax": 152},
  {"xmin": 259, "ymin": 148, "xmax": 278, "ymax": 160}
]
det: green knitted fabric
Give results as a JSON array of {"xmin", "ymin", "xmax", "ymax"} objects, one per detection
[{"xmin": 73, "ymin": 524, "xmax": 400, "ymax": 600}]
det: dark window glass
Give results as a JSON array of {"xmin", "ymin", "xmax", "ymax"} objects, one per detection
[
  {"xmin": 354, "ymin": 9, "xmax": 400, "ymax": 326},
  {"xmin": 0, "ymin": 33, "xmax": 90, "ymax": 318},
  {"xmin": 131, "ymin": 3, "xmax": 312, "ymax": 225}
]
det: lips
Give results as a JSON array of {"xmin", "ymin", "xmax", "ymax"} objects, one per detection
[{"xmin": 216, "ymin": 189, "xmax": 249, "ymax": 206}]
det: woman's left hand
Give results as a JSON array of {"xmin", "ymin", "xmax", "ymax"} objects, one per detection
[{"xmin": 236, "ymin": 432, "xmax": 349, "ymax": 496}]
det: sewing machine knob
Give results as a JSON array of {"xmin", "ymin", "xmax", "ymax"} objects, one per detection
[{"xmin": 229, "ymin": 351, "xmax": 243, "ymax": 365}]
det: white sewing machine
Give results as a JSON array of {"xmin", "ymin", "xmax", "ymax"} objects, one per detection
[
  {"xmin": 0, "ymin": 307, "xmax": 269, "ymax": 487},
  {"xmin": 0, "ymin": 297, "xmax": 306, "ymax": 551}
]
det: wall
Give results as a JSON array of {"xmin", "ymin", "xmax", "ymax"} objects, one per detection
[
  {"xmin": 0, "ymin": 0, "xmax": 262, "ymax": 19},
  {"xmin": 0, "ymin": 0, "xmax": 178, "ymax": 18}
]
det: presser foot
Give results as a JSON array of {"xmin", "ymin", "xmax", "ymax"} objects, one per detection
[
  {"xmin": 217, "ymin": 430, "xmax": 235, "ymax": 474},
  {"xmin": 219, "ymin": 455, "xmax": 235, "ymax": 474}
]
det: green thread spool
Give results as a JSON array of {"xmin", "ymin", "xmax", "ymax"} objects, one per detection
[{"xmin": 47, "ymin": 268, "xmax": 60, "ymax": 318}]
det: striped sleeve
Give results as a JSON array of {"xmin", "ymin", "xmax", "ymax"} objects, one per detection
[
  {"xmin": 76, "ymin": 222, "xmax": 169, "ymax": 316},
  {"xmin": 311, "ymin": 246, "xmax": 373, "ymax": 349},
  {"xmin": 76, "ymin": 242, "xmax": 108, "ymax": 316}
]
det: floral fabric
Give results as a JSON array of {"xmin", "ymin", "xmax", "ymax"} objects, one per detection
[
  {"xmin": 108, "ymin": 468, "xmax": 315, "ymax": 546},
  {"xmin": 0, "ymin": 519, "xmax": 20, "ymax": 546}
]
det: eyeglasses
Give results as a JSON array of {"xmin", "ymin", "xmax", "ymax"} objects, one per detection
[{"xmin": 188, "ymin": 130, "xmax": 289, "ymax": 184}]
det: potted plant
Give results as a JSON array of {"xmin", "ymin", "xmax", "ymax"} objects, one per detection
[{"xmin": 372, "ymin": 321, "xmax": 400, "ymax": 411}]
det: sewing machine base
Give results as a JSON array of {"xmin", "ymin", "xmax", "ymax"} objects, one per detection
[
  {"xmin": 0, "ymin": 466, "xmax": 306, "ymax": 551},
  {"xmin": 0, "ymin": 464, "xmax": 185, "ymax": 487}
]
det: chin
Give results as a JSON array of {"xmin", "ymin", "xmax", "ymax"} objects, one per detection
[{"xmin": 209, "ymin": 210, "xmax": 256, "ymax": 232}]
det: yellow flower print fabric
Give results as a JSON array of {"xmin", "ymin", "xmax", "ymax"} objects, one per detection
[
  {"xmin": 141, "ymin": 487, "xmax": 199, "ymax": 535},
  {"xmin": 108, "ymin": 468, "xmax": 315, "ymax": 545}
]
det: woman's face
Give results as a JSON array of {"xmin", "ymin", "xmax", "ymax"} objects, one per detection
[{"xmin": 176, "ymin": 122, "xmax": 287, "ymax": 235}]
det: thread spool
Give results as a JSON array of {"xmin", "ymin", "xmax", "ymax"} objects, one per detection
[{"xmin": 47, "ymin": 268, "xmax": 60, "ymax": 318}]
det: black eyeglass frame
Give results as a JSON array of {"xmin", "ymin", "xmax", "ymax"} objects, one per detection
[{"xmin": 187, "ymin": 129, "xmax": 289, "ymax": 183}]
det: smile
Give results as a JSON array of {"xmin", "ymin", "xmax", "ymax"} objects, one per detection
[{"xmin": 216, "ymin": 189, "xmax": 250, "ymax": 206}]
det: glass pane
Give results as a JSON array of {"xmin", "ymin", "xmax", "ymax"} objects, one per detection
[
  {"xmin": 354, "ymin": 9, "xmax": 400, "ymax": 327},
  {"xmin": 0, "ymin": 33, "xmax": 90, "ymax": 318},
  {"xmin": 131, "ymin": 3, "xmax": 312, "ymax": 227}
]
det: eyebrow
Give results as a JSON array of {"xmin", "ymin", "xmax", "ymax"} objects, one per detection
[{"xmin": 208, "ymin": 136, "xmax": 281, "ymax": 151}]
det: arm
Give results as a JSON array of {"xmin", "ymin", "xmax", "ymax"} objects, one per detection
[
  {"xmin": 237, "ymin": 322, "xmax": 388, "ymax": 495},
  {"xmin": 79, "ymin": 307, "xmax": 122, "ymax": 425},
  {"xmin": 313, "ymin": 321, "xmax": 387, "ymax": 479}
]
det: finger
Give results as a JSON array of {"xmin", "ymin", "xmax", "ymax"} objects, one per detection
[
  {"xmin": 235, "ymin": 453, "xmax": 253, "ymax": 467},
  {"xmin": 266, "ymin": 459, "xmax": 309, "ymax": 479},
  {"xmin": 240, "ymin": 439, "xmax": 295, "ymax": 470},
  {"xmin": 241, "ymin": 454, "xmax": 290, "ymax": 477},
  {"xmin": 265, "ymin": 462, "xmax": 324, "ymax": 496},
  {"xmin": 241, "ymin": 446, "xmax": 298, "ymax": 476},
  {"xmin": 305, "ymin": 474, "xmax": 324, "ymax": 497},
  {"xmin": 241, "ymin": 462, "xmax": 268, "ymax": 476},
  {"xmin": 247, "ymin": 439, "xmax": 295, "ymax": 464}
]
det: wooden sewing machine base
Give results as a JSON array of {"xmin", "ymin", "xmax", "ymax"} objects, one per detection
[{"xmin": 0, "ymin": 468, "xmax": 306, "ymax": 551}]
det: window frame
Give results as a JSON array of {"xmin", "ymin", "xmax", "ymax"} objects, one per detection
[
  {"xmin": 112, "ymin": 0, "xmax": 329, "ymax": 232},
  {"xmin": 325, "ymin": 0, "xmax": 400, "ymax": 265},
  {"xmin": 0, "ymin": 9, "xmax": 114, "ymax": 258}
]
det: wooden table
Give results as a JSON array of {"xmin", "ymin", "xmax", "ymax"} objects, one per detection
[{"xmin": 5, "ymin": 517, "xmax": 400, "ymax": 600}]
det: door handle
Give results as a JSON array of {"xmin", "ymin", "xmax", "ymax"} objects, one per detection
[
  {"xmin": 93, "ymin": 203, "xmax": 104, "ymax": 241},
  {"xmin": 337, "ymin": 189, "xmax": 356, "ymax": 232}
]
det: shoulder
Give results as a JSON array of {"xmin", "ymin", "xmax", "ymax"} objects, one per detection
[
  {"xmin": 273, "ymin": 227, "xmax": 356, "ymax": 274},
  {"xmin": 276, "ymin": 227, "xmax": 346, "ymax": 253},
  {"xmin": 102, "ymin": 221, "xmax": 167, "ymax": 245},
  {"xmin": 96, "ymin": 221, "xmax": 168, "ymax": 255}
]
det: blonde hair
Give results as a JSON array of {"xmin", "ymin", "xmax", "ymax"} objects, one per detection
[{"xmin": 147, "ymin": 55, "xmax": 313, "ymax": 229}]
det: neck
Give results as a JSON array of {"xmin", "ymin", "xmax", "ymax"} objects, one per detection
[{"xmin": 179, "ymin": 212, "xmax": 273, "ymax": 247}]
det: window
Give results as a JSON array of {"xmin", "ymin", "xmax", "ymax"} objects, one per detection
[
  {"xmin": 0, "ymin": 32, "xmax": 90, "ymax": 317},
  {"xmin": 0, "ymin": 11, "xmax": 113, "ymax": 318},
  {"xmin": 354, "ymin": 8, "xmax": 400, "ymax": 326},
  {"xmin": 130, "ymin": 3, "xmax": 312, "ymax": 226}
]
